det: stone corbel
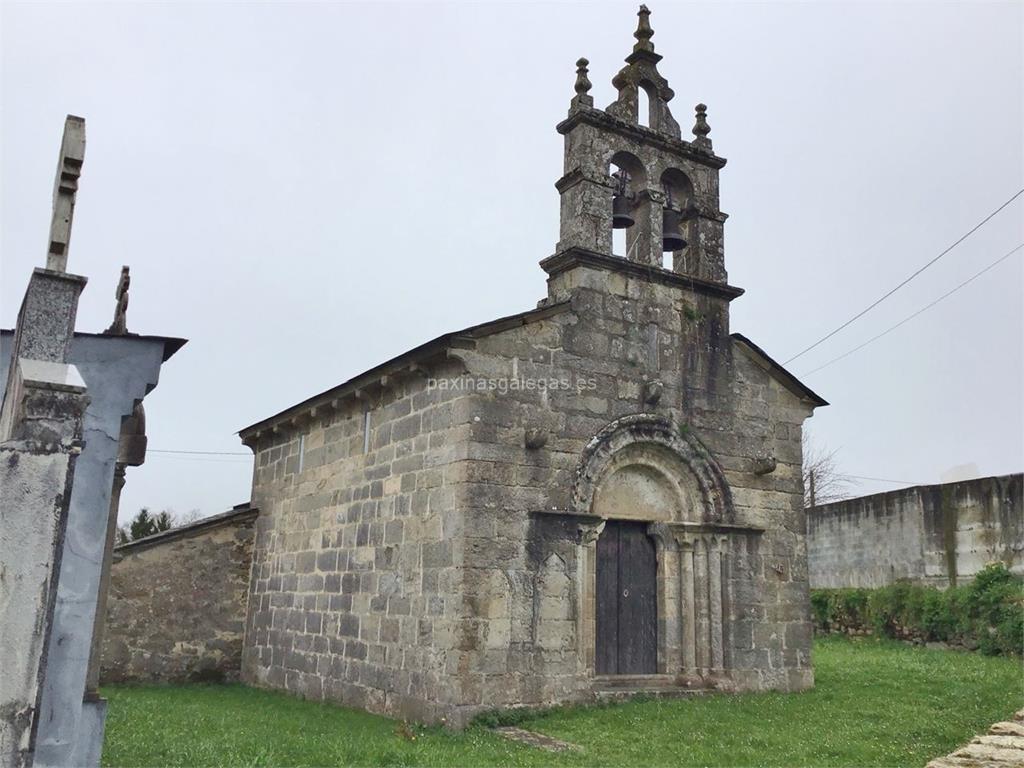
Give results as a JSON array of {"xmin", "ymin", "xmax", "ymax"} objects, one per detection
[
  {"xmin": 642, "ymin": 379, "xmax": 664, "ymax": 406},
  {"xmin": 524, "ymin": 428, "xmax": 548, "ymax": 450}
]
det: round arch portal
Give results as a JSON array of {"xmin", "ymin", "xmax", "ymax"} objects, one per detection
[{"xmin": 571, "ymin": 413, "xmax": 734, "ymax": 524}]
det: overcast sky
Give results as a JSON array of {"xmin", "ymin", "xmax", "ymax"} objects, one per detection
[{"xmin": 2, "ymin": 1, "xmax": 1021, "ymax": 524}]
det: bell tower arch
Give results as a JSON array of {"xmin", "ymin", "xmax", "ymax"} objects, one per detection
[{"xmin": 551, "ymin": 5, "xmax": 730, "ymax": 283}]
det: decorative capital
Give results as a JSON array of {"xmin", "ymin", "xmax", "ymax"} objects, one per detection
[
  {"xmin": 634, "ymin": 5, "xmax": 655, "ymax": 53},
  {"xmin": 673, "ymin": 530, "xmax": 694, "ymax": 550},
  {"xmin": 572, "ymin": 57, "xmax": 593, "ymax": 108},
  {"xmin": 577, "ymin": 519, "xmax": 606, "ymax": 546},
  {"xmin": 646, "ymin": 521, "xmax": 673, "ymax": 549}
]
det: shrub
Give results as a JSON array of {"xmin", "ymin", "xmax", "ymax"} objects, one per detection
[{"xmin": 810, "ymin": 563, "xmax": 1023, "ymax": 657}]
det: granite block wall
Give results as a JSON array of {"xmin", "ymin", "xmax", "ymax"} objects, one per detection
[
  {"xmin": 100, "ymin": 505, "xmax": 257, "ymax": 683},
  {"xmin": 241, "ymin": 358, "xmax": 474, "ymax": 725}
]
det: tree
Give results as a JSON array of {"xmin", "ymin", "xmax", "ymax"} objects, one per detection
[
  {"xmin": 116, "ymin": 507, "xmax": 175, "ymax": 544},
  {"xmin": 178, "ymin": 508, "xmax": 202, "ymax": 526},
  {"xmin": 802, "ymin": 432, "xmax": 854, "ymax": 507},
  {"xmin": 154, "ymin": 509, "xmax": 173, "ymax": 532}
]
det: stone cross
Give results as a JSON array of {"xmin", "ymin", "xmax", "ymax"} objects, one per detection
[{"xmin": 46, "ymin": 115, "xmax": 86, "ymax": 273}]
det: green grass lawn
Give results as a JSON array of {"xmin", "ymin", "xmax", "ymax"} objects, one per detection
[{"xmin": 102, "ymin": 636, "xmax": 1022, "ymax": 767}]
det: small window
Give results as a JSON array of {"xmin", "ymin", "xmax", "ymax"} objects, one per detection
[
  {"xmin": 638, "ymin": 86, "xmax": 651, "ymax": 128},
  {"xmin": 297, "ymin": 433, "xmax": 306, "ymax": 473}
]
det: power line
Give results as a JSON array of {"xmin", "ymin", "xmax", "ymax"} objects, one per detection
[
  {"xmin": 148, "ymin": 448, "xmax": 250, "ymax": 456},
  {"xmin": 784, "ymin": 188, "xmax": 1024, "ymax": 365},
  {"xmin": 144, "ymin": 451, "xmax": 922, "ymax": 486},
  {"xmin": 801, "ymin": 243, "xmax": 1023, "ymax": 377},
  {"xmin": 848, "ymin": 474, "xmax": 925, "ymax": 486},
  {"xmin": 145, "ymin": 455, "xmax": 250, "ymax": 464}
]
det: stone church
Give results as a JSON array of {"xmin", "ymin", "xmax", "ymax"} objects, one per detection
[{"xmin": 238, "ymin": 6, "xmax": 826, "ymax": 726}]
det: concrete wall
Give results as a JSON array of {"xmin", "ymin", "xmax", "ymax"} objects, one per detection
[
  {"xmin": 807, "ymin": 474, "xmax": 1023, "ymax": 588},
  {"xmin": 0, "ymin": 440, "xmax": 81, "ymax": 768},
  {"xmin": 99, "ymin": 505, "xmax": 257, "ymax": 683}
]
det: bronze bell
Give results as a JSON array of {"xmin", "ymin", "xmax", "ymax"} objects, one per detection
[
  {"xmin": 612, "ymin": 192, "xmax": 635, "ymax": 229},
  {"xmin": 611, "ymin": 169, "xmax": 635, "ymax": 229},
  {"xmin": 662, "ymin": 207, "xmax": 686, "ymax": 251}
]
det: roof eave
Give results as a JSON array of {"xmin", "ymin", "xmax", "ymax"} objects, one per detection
[
  {"xmin": 237, "ymin": 301, "xmax": 572, "ymax": 442},
  {"xmin": 731, "ymin": 332, "xmax": 829, "ymax": 408}
]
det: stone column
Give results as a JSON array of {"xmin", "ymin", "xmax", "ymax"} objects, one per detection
[
  {"xmin": 629, "ymin": 189, "xmax": 662, "ymax": 267},
  {"xmin": 720, "ymin": 535, "xmax": 732, "ymax": 672},
  {"xmin": 647, "ymin": 523, "xmax": 678, "ymax": 674},
  {"xmin": 576, "ymin": 519, "xmax": 605, "ymax": 673},
  {"xmin": 693, "ymin": 535, "xmax": 710, "ymax": 673},
  {"xmin": 676, "ymin": 535, "xmax": 697, "ymax": 674},
  {"xmin": 708, "ymin": 536, "xmax": 724, "ymax": 672}
]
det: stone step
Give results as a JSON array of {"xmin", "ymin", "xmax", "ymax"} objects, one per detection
[
  {"xmin": 593, "ymin": 685, "xmax": 710, "ymax": 702},
  {"xmin": 592, "ymin": 674, "xmax": 677, "ymax": 688}
]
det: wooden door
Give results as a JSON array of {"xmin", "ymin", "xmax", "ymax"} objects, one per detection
[{"xmin": 595, "ymin": 520, "xmax": 657, "ymax": 675}]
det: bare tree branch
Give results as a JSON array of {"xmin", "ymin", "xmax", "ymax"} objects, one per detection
[{"xmin": 802, "ymin": 432, "xmax": 856, "ymax": 507}]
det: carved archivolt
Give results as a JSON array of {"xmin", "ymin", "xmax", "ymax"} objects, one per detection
[{"xmin": 572, "ymin": 413, "xmax": 734, "ymax": 524}]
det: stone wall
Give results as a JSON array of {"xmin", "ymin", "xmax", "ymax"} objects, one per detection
[
  {"xmin": 100, "ymin": 504, "xmax": 257, "ymax": 683},
  {"xmin": 241, "ymin": 357, "xmax": 471, "ymax": 724},
  {"xmin": 807, "ymin": 474, "xmax": 1023, "ymax": 588},
  {"xmin": 240, "ymin": 259, "xmax": 821, "ymax": 726},
  {"xmin": 452, "ymin": 265, "xmax": 818, "ymax": 711}
]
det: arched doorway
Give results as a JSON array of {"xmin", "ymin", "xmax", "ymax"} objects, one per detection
[{"xmin": 570, "ymin": 414, "xmax": 750, "ymax": 682}]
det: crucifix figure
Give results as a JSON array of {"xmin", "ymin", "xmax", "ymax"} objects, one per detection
[{"xmin": 106, "ymin": 266, "xmax": 131, "ymax": 335}]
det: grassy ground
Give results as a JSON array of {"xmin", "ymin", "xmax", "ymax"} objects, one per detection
[{"xmin": 102, "ymin": 636, "xmax": 1022, "ymax": 767}]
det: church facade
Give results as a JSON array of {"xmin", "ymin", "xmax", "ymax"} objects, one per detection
[{"xmin": 238, "ymin": 6, "xmax": 826, "ymax": 726}]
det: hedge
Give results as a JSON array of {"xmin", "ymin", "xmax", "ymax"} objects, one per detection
[{"xmin": 810, "ymin": 562, "xmax": 1023, "ymax": 656}]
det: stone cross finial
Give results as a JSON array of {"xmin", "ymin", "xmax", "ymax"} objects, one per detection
[
  {"xmin": 106, "ymin": 266, "xmax": 131, "ymax": 335},
  {"xmin": 572, "ymin": 58, "xmax": 594, "ymax": 108},
  {"xmin": 692, "ymin": 103, "xmax": 712, "ymax": 148},
  {"xmin": 47, "ymin": 115, "xmax": 86, "ymax": 273},
  {"xmin": 633, "ymin": 5, "xmax": 655, "ymax": 53}
]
